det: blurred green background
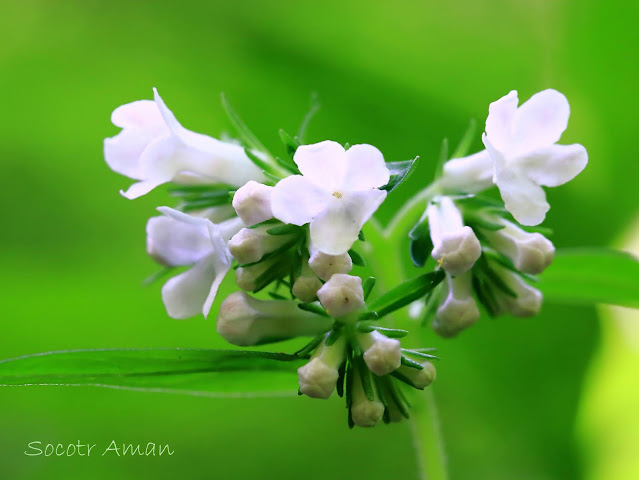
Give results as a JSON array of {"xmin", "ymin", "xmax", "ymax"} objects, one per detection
[{"xmin": 1, "ymin": 0, "xmax": 638, "ymax": 479}]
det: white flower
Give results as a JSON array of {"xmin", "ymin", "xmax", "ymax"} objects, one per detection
[
  {"xmin": 439, "ymin": 149, "xmax": 494, "ymax": 194},
  {"xmin": 317, "ymin": 274, "xmax": 365, "ymax": 318},
  {"xmin": 232, "ymin": 181, "xmax": 274, "ymax": 227},
  {"xmin": 227, "ymin": 227, "xmax": 293, "ymax": 265},
  {"xmin": 351, "ymin": 366, "xmax": 385, "ymax": 428},
  {"xmin": 146, "ymin": 207, "xmax": 242, "ymax": 319},
  {"xmin": 271, "ymin": 141, "xmax": 390, "ymax": 255},
  {"xmin": 298, "ymin": 335, "xmax": 347, "ymax": 399},
  {"xmin": 104, "ymin": 88, "xmax": 264, "ymax": 199},
  {"xmin": 492, "ymin": 264, "xmax": 543, "ymax": 317},
  {"xmin": 292, "ymin": 262, "xmax": 323, "ymax": 303},
  {"xmin": 483, "ymin": 89, "xmax": 588, "ymax": 225},
  {"xmin": 308, "ymin": 249, "xmax": 353, "ymax": 281},
  {"xmin": 360, "ymin": 331, "xmax": 402, "ymax": 376},
  {"xmin": 216, "ymin": 292, "xmax": 333, "ymax": 346},
  {"xmin": 433, "ymin": 272, "xmax": 480, "ymax": 337},
  {"xmin": 427, "ymin": 196, "xmax": 481, "ymax": 275},
  {"xmin": 481, "ymin": 218, "xmax": 555, "ymax": 274}
]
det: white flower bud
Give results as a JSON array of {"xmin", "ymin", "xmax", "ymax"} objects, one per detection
[
  {"xmin": 493, "ymin": 264, "xmax": 543, "ymax": 317},
  {"xmin": 298, "ymin": 335, "xmax": 347, "ymax": 399},
  {"xmin": 428, "ymin": 197, "xmax": 481, "ymax": 275},
  {"xmin": 396, "ymin": 361, "xmax": 436, "ymax": 389},
  {"xmin": 482, "ymin": 218, "xmax": 555, "ymax": 274},
  {"xmin": 317, "ymin": 274, "xmax": 365, "ymax": 318},
  {"xmin": 228, "ymin": 227, "xmax": 292, "ymax": 265},
  {"xmin": 292, "ymin": 275, "xmax": 323, "ymax": 303},
  {"xmin": 235, "ymin": 258, "xmax": 277, "ymax": 291},
  {"xmin": 217, "ymin": 292, "xmax": 333, "ymax": 346},
  {"xmin": 360, "ymin": 331, "xmax": 402, "ymax": 376},
  {"xmin": 351, "ymin": 366, "xmax": 385, "ymax": 428},
  {"xmin": 232, "ymin": 180, "xmax": 274, "ymax": 227},
  {"xmin": 308, "ymin": 250, "xmax": 353, "ymax": 281},
  {"xmin": 433, "ymin": 272, "xmax": 480, "ymax": 337}
]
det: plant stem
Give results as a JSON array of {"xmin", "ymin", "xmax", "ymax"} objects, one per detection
[{"xmin": 366, "ymin": 219, "xmax": 449, "ymax": 480}]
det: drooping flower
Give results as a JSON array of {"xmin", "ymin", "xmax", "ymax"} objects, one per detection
[
  {"xmin": 146, "ymin": 207, "xmax": 242, "ymax": 319},
  {"xmin": 104, "ymin": 88, "xmax": 264, "ymax": 199},
  {"xmin": 271, "ymin": 141, "xmax": 390, "ymax": 255},
  {"xmin": 298, "ymin": 334, "xmax": 347, "ymax": 399},
  {"xmin": 433, "ymin": 271, "xmax": 480, "ymax": 337},
  {"xmin": 482, "ymin": 89, "xmax": 588, "ymax": 225}
]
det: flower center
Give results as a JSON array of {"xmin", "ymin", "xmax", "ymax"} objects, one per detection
[{"xmin": 332, "ymin": 191, "xmax": 343, "ymax": 199}]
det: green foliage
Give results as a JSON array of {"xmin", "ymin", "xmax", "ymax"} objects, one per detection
[
  {"xmin": 380, "ymin": 157, "xmax": 420, "ymax": 193},
  {"xmin": 541, "ymin": 249, "xmax": 639, "ymax": 308},
  {"xmin": 0, "ymin": 349, "xmax": 303, "ymax": 396}
]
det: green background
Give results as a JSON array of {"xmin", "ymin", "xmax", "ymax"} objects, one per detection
[{"xmin": 1, "ymin": 1, "xmax": 638, "ymax": 479}]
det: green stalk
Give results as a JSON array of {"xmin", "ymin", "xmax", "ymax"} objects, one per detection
[{"xmin": 365, "ymin": 218, "xmax": 449, "ymax": 480}]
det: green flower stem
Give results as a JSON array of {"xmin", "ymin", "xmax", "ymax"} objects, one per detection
[{"xmin": 365, "ymin": 218, "xmax": 449, "ymax": 480}]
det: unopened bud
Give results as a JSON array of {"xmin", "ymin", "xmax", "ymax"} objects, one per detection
[
  {"xmin": 317, "ymin": 274, "xmax": 365, "ymax": 318},
  {"xmin": 217, "ymin": 292, "xmax": 333, "ymax": 346},
  {"xmin": 396, "ymin": 361, "xmax": 436, "ymax": 389},
  {"xmin": 360, "ymin": 331, "xmax": 402, "ymax": 376},
  {"xmin": 235, "ymin": 258, "xmax": 277, "ymax": 291},
  {"xmin": 351, "ymin": 366, "xmax": 385, "ymax": 428},
  {"xmin": 428, "ymin": 197, "xmax": 481, "ymax": 275},
  {"xmin": 482, "ymin": 219, "xmax": 554, "ymax": 274},
  {"xmin": 292, "ymin": 275, "xmax": 323, "ymax": 303},
  {"xmin": 433, "ymin": 272, "xmax": 480, "ymax": 337},
  {"xmin": 298, "ymin": 335, "xmax": 347, "ymax": 399},
  {"xmin": 493, "ymin": 264, "xmax": 543, "ymax": 317},
  {"xmin": 308, "ymin": 250, "xmax": 353, "ymax": 281},
  {"xmin": 228, "ymin": 227, "xmax": 292, "ymax": 265},
  {"xmin": 232, "ymin": 180, "xmax": 274, "ymax": 226}
]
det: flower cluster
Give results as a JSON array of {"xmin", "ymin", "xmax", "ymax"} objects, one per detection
[{"xmin": 104, "ymin": 87, "xmax": 586, "ymax": 426}]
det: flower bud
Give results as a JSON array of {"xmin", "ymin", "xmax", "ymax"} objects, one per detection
[
  {"xmin": 396, "ymin": 361, "xmax": 436, "ymax": 389},
  {"xmin": 428, "ymin": 197, "xmax": 481, "ymax": 275},
  {"xmin": 292, "ymin": 274, "xmax": 323, "ymax": 303},
  {"xmin": 433, "ymin": 272, "xmax": 480, "ymax": 337},
  {"xmin": 351, "ymin": 366, "xmax": 385, "ymax": 428},
  {"xmin": 317, "ymin": 274, "xmax": 365, "ymax": 318},
  {"xmin": 298, "ymin": 335, "xmax": 347, "ymax": 399},
  {"xmin": 360, "ymin": 331, "xmax": 402, "ymax": 376},
  {"xmin": 493, "ymin": 264, "xmax": 543, "ymax": 317},
  {"xmin": 482, "ymin": 219, "xmax": 555, "ymax": 274},
  {"xmin": 235, "ymin": 258, "xmax": 277, "ymax": 291},
  {"xmin": 217, "ymin": 292, "xmax": 333, "ymax": 346},
  {"xmin": 308, "ymin": 250, "xmax": 353, "ymax": 281},
  {"xmin": 232, "ymin": 181, "xmax": 274, "ymax": 227},
  {"xmin": 228, "ymin": 227, "xmax": 292, "ymax": 265}
]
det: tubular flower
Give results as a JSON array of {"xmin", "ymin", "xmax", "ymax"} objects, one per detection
[
  {"xmin": 298, "ymin": 335, "xmax": 347, "ymax": 399},
  {"xmin": 433, "ymin": 272, "xmax": 480, "ymax": 337},
  {"xmin": 482, "ymin": 89, "xmax": 588, "ymax": 225},
  {"xmin": 271, "ymin": 140, "xmax": 390, "ymax": 255},
  {"xmin": 146, "ymin": 207, "xmax": 241, "ymax": 319},
  {"xmin": 104, "ymin": 88, "xmax": 264, "ymax": 199}
]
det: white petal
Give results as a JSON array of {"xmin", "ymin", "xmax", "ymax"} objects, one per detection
[
  {"xmin": 104, "ymin": 128, "xmax": 153, "ymax": 180},
  {"xmin": 153, "ymin": 88, "xmax": 183, "ymax": 133},
  {"xmin": 111, "ymin": 99, "xmax": 167, "ymax": 134},
  {"xmin": 161, "ymin": 253, "xmax": 230, "ymax": 319},
  {"xmin": 294, "ymin": 141, "xmax": 348, "ymax": 191},
  {"xmin": 485, "ymin": 90, "xmax": 518, "ymax": 153},
  {"xmin": 120, "ymin": 180, "xmax": 158, "ymax": 200},
  {"xmin": 310, "ymin": 189, "xmax": 387, "ymax": 255},
  {"xmin": 440, "ymin": 149, "xmax": 494, "ymax": 193},
  {"xmin": 516, "ymin": 143, "xmax": 588, "ymax": 187},
  {"xmin": 146, "ymin": 215, "xmax": 212, "ymax": 267},
  {"xmin": 344, "ymin": 144, "xmax": 390, "ymax": 190},
  {"xmin": 512, "ymin": 89, "xmax": 570, "ymax": 153},
  {"xmin": 271, "ymin": 175, "xmax": 331, "ymax": 226},
  {"xmin": 495, "ymin": 165, "xmax": 549, "ymax": 226}
]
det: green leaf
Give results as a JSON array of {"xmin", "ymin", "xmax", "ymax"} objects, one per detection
[
  {"xmin": 0, "ymin": 348, "xmax": 303, "ymax": 397},
  {"xmin": 540, "ymin": 248, "xmax": 639, "ymax": 308},
  {"xmin": 380, "ymin": 157, "xmax": 420, "ymax": 193},
  {"xmin": 266, "ymin": 224, "xmax": 301, "ymax": 236},
  {"xmin": 348, "ymin": 248, "xmax": 366, "ymax": 267},
  {"xmin": 220, "ymin": 93, "xmax": 270, "ymax": 155},
  {"xmin": 368, "ymin": 270, "xmax": 446, "ymax": 319},
  {"xmin": 297, "ymin": 92, "xmax": 320, "ymax": 142},
  {"xmin": 450, "ymin": 118, "xmax": 477, "ymax": 159}
]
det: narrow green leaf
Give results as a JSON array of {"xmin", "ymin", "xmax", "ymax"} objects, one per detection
[
  {"xmin": 297, "ymin": 92, "xmax": 320, "ymax": 142},
  {"xmin": 434, "ymin": 138, "xmax": 448, "ymax": 179},
  {"xmin": 362, "ymin": 277, "xmax": 376, "ymax": 300},
  {"xmin": 348, "ymin": 249, "xmax": 366, "ymax": 267},
  {"xmin": 298, "ymin": 302, "xmax": 330, "ymax": 317},
  {"xmin": 266, "ymin": 224, "xmax": 301, "ymax": 236},
  {"xmin": 380, "ymin": 157, "xmax": 420, "ymax": 193},
  {"xmin": 0, "ymin": 349, "xmax": 303, "ymax": 397},
  {"xmin": 540, "ymin": 248, "xmax": 639, "ymax": 308},
  {"xmin": 221, "ymin": 93, "xmax": 269, "ymax": 154},
  {"xmin": 400, "ymin": 355, "xmax": 425, "ymax": 369},
  {"xmin": 368, "ymin": 270, "xmax": 446, "ymax": 319},
  {"xmin": 450, "ymin": 118, "xmax": 477, "ymax": 159}
]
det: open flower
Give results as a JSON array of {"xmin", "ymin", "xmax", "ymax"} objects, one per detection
[
  {"xmin": 146, "ymin": 207, "xmax": 242, "ymax": 319},
  {"xmin": 271, "ymin": 141, "xmax": 390, "ymax": 255},
  {"xmin": 483, "ymin": 89, "xmax": 588, "ymax": 225},
  {"xmin": 104, "ymin": 88, "xmax": 263, "ymax": 199}
]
